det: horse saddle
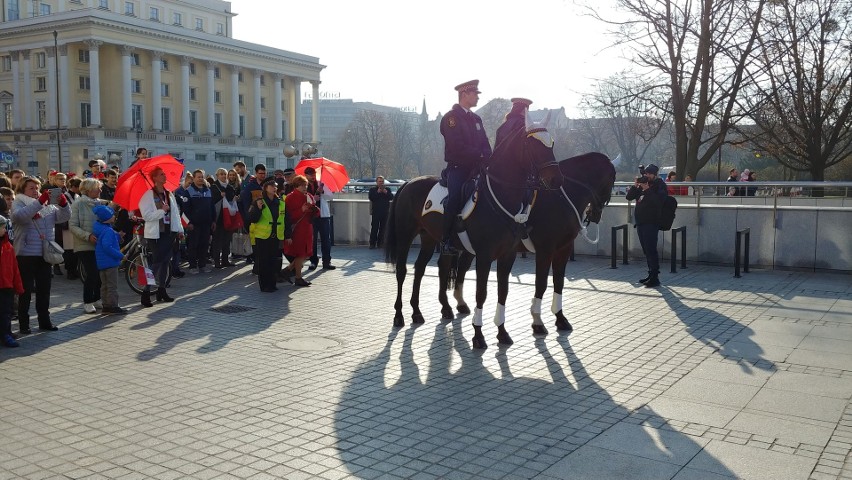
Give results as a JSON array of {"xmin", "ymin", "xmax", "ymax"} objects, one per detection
[{"xmin": 422, "ymin": 178, "xmax": 478, "ymax": 219}]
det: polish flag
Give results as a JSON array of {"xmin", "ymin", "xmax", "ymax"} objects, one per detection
[{"xmin": 181, "ymin": 213, "xmax": 190, "ymax": 228}]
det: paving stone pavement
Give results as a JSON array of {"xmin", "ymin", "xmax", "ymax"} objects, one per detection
[{"xmin": 0, "ymin": 246, "xmax": 850, "ymax": 480}]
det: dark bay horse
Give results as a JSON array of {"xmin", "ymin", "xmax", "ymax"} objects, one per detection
[
  {"xmin": 384, "ymin": 114, "xmax": 562, "ymax": 349},
  {"xmin": 525, "ymin": 152, "xmax": 615, "ymax": 334}
]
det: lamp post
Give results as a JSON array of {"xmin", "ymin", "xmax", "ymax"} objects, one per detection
[
  {"xmin": 136, "ymin": 121, "xmax": 142, "ymax": 151},
  {"xmin": 53, "ymin": 30, "xmax": 62, "ymax": 172}
]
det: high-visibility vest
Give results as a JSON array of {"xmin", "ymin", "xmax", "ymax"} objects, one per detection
[{"xmin": 250, "ymin": 198, "xmax": 285, "ymax": 240}]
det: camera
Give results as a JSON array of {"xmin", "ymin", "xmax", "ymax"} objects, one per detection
[
  {"xmin": 638, "ymin": 164, "xmax": 646, "ymax": 175},
  {"xmin": 637, "ymin": 176, "xmax": 649, "ymax": 184}
]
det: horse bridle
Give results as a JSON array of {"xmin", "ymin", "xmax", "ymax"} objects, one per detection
[{"xmin": 556, "ymin": 175, "xmax": 610, "ymax": 244}]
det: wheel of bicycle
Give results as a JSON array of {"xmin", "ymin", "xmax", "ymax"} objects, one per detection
[{"xmin": 125, "ymin": 253, "xmax": 172, "ymax": 294}]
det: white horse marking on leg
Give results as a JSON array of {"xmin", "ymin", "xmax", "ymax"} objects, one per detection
[
  {"xmin": 493, "ymin": 303, "xmax": 505, "ymax": 326},
  {"xmin": 531, "ymin": 297, "xmax": 543, "ymax": 325},
  {"xmin": 472, "ymin": 307, "xmax": 483, "ymax": 327}
]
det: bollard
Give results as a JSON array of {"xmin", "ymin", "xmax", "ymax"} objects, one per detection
[
  {"xmin": 734, "ymin": 228, "xmax": 751, "ymax": 278},
  {"xmin": 611, "ymin": 224, "xmax": 629, "ymax": 269},
  {"xmin": 670, "ymin": 226, "xmax": 687, "ymax": 273}
]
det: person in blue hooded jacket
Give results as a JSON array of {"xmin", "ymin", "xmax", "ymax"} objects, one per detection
[{"xmin": 92, "ymin": 205, "xmax": 129, "ymax": 315}]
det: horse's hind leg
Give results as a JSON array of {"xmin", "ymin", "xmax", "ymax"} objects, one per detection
[
  {"xmin": 531, "ymin": 252, "xmax": 552, "ymax": 336},
  {"xmin": 410, "ymin": 239, "xmax": 436, "ymax": 324},
  {"xmin": 393, "ymin": 250, "xmax": 408, "ymax": 328},
  {"xmin": 471, "ymin": 258, "xmax": 491, "ymax": 349},
  {"xmin": 552, "ymin": 247, "xmax": 573, "ymax": 332},
  {"xmin": 494, "ymin": 252, "xmax": 516, "ymax": 346},
  {"xmin": 454, "ymin": 252, "xmax": 474, "ymax": 315}
]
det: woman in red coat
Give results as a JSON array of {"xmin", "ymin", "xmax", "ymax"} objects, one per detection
[{"xmin": 282, "ymin": 175, "xmax": 318, "ymax": 287}]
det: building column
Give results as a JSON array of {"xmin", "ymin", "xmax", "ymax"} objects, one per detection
[
  {"xmin": 84, "ymin": 40, "xmax": 103, "ymax": 127},
  {"xmin": 58, "ymin": 45, "xmax": 69, "ymax": 127},
  {"xmin": 311, "ymin": 81, "xmax": 320, "ymax": 142},
  {"xmin": 120, "ymin": 45, "xmax": 134, "ymax": 129},
  {"xmin": 230, "ymin": 65, "xmax": 240, "ymax": 136},
  {"xmin": 21, "ymin": 49, "xmax": 32, "ymax": 129},
  {"xmin": 180, "ymin": 56, "xmax": 192, "ymax": 133},
  {"xmin": 206, "ymin": 61, "xmax": 216, "ymax": 135},
  {"xmin": 253, "ymin": 70, "xmax": 262, "ymax": 138},
  {"xmin": 10, "ymin": 51, "xmax": 20, "ymax": 130},
  {"xmin": 273, "ymin": 73, "xmax": 283, "ymax": 140},
  {"xmin": 151, "ymin": 51, "xmax": 164, "ymax": 130},
  {"xmin": 46, "ymin": 47, "xmax": 57, "ymax": 128},
  {"xmin": 293, "ymin": 79, "xmax": 301, "ymax": 141}
]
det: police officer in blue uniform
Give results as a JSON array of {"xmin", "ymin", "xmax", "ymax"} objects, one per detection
[
  {"xmin": 495, "ymin": 97, "xmax": 532, "ymax": 146},
  {"xmin": 440, "ymin": 79, "xmax": 493, "ymax": 254}
]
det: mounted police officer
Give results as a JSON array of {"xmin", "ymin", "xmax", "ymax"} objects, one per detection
[
  {"xmin": 495, "ymin": 97, "xmax": 533, "ymax": 147},
  {"xmin": 440, "ymin": 79, "xmax": 493, "ymax": 254}
]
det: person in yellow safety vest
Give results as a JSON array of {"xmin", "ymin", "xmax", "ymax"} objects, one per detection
[{"xmin": 246, "ymin": 178, "xmax": 290, "ymax": 293}]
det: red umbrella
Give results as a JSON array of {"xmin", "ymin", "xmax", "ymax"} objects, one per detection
[
  {"xmin": 295, "ymin": 157, "xmax": 351, "ymax": 193},
  {"xmin": 113, "ymin": 154, "xmax": 185, "ymax": 210}
]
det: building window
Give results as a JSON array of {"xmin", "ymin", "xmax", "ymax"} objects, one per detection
[
  {"xmin": 124, "ymin": 1, "xmax": 134, "ymax": 16},
  {"xmin": 7, "ymin": 1, "xmax": 20, "ymax": 20},
  {"xmin": 161, "ymin": 83, "xmax": 170, "ymax": 97},
  {"xmin": 131, "ymin": 79, "xmax": 142, "ymax": 93},
  {"xmin": 98, "ymin": 0, "xmax": 109, "ymax": 9},
  {"xmin": 213, "ymin": 67, "xmax": 220, "ymax": 79},
  {"xmin": 214, "ymin": 112, "xmax": 222, "ymax": 135},
  {"xmin": 80, "ymin": 103, "xmax": 92, "ymax": 127},
  {"xmin": 78, "ymin": 50, "xmax": 90, "ymax": 63},
  {"xmin": 238, "ymin": 71, "xmax": 243, "ymax": 82},
  {"xmin": 195, "ymin": 18, "xmax": 203, "ymax": 31},
  {"xmin": 214, "ymin": 91, "xmax": 221, "ymax": 104},
  {"xmin": 216, "ymin": 23, "xmax": 224, "ymax": 35},
  {"xmin": 172, "ymin": 12, "xmax": 181, "ymax": 25},
  {"xmin": 189, "ymin": 110, "xmax": 197, "ymax": 134},
  {"xmin": 131, "ymin": 52, "xmax": 140, "ymax": 66},
  {"xmin": 281, "ymin": 100, "xmax": 285, "ymax": 111},
  {"xmin": 239, "ymin": 115, "xmax": 245, "ymax": 137},
  {"xmin": 37, "ymin": 101, "xmax": 46, "ymax": 129},
  {"xmin": 39, "ymin": 3, "xmax": 50, "ymax": 15},
  {"xmin": 238, "ymin": 94, "xmax": 244, "ymax": 106},
  {"xmin": 161, "ymin": 108, "xmax": 170, "ymax": 132},
  {"xmin": 189, "ymin": 62, "xmax": 196, "ymax": 75},
  {"xmin": 132, "ymin": 104, "xmax": 143, "ymax": 128},
  {"xmin": 160, "ymin": 59, "xmax": 169, "ymax": 71},
  {"xmin": 79, "ymin": 76, "xmax": 91, "ymax": 90},
  {"xmin": 260, "ymin": 118, "xmax": 266, "ymax": 138},
  {"xmin": 36, "ymin": 76, "xmax": 47, "ymax": 92},
  {"xmin": 4, "ymin": 104, "xmax": 13, "ymax": 130},
  {"xmin": 149, "ymin": 7, "xmax": 159, "ymax": 21},
  {"xmin": 36, "ymin": 52, "xmax": 45, "ymax": 69},
  {"xmin": 196, "ymin": 153, "xmax": 206, "ymax": 162},
  {"xmin": 189, "ymin": 87, "xmax": 197, "ymax": 101},
  {"xmin": 259, "ymin": 75, "xmax": 265, "ymax": 86},
  {"xmin": 260, "ymin": 97, "xmax": 266, "ymax": 109},
  {"xmin": 2, "ymin": 56, "xmax": 11, "ymax": 72}
]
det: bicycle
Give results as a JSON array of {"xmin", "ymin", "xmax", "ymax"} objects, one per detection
[{"xmin": 80, "ymin": 225, "xmax": 172, "ymax": 294}]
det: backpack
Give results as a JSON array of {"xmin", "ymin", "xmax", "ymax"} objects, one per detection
[{"xmin": 659, "ymin": 195, "xmax": 678, "ymax": 231}]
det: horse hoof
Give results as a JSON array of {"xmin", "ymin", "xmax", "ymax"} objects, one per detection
[
  {"xmin": 497, "ymin": 331, "xmax": 514, "ymax": 345},
  {"xmin": 411, "ymin": 313, "xmax": 425, "ymax": 324},
  {"xmin": 555, "ymin": 317, "xmax": 573, "ymax": 332},
  {"xmin": 393, "ymin": 314, "xmax": 405, "ymax": 328},
  {"xmin": 441, "ymin": 307, "xmax": 454, "ymax": 320},
  {"xmin": 532, "ymin": 324, "xmax": 548, "ymax": 335},
  {"xmin": 472, "ymin": 335, "xmax": 488, "ymax": 350},
  {"xmin": 456, "ymin": 304, "xmax": 471, "ymax": 315}
]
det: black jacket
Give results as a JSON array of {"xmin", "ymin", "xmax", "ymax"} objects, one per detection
[
  {"xmin": 440, "ymin": 104, "xmax": 492, "ymax": 177},
  {"xmin": 368, "ymin": 186, "xmax": 394, "ymax": 218},
  {"xmin": 627, "ymin": 178, "xmax": 667, "ymax": 226}
]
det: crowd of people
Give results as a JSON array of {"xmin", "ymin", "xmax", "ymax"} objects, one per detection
[{"xmin": 0, "ymin": 150, "xmax": 392, "ymax": 349}]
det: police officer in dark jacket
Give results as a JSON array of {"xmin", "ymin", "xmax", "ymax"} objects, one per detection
[
  {"xmin": 495, "ymin": 97, "xmax": 532, "ymax": 146},
  {"xmin": 439, "ymin": 79, "xmax": 493, "ymax": 254},
  {"xmin": 626, "ymin": 163, "xmax": 667, "ymax": 287}
]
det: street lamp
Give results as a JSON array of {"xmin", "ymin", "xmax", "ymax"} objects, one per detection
[{"xmin": 53, "ymin": 30, "xmax": 62, "ymax": 172}]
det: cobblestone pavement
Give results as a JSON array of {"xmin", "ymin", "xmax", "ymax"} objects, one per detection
[{"xmin": 0, "ymin": 246, "xmax": 850, "ymax": 480}]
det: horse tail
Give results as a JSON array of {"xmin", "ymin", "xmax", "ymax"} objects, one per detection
[{"xmin": 383, "ymin": 181, "xmax": 408, "ymax": 269}]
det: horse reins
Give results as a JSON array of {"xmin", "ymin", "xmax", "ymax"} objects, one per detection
[{"xmin": 557, "ymin": 175, "xmax": 607, "ymax": 245}]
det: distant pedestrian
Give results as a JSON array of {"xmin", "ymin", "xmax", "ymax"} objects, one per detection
[{"xmin": 368, "ymin": 176, "xmax": 394, "ymax": 249}]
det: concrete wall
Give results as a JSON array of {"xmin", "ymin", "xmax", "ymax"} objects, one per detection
[{"xmin": 329, "ymin": 196, "xmax": 852, "ymax": 272}]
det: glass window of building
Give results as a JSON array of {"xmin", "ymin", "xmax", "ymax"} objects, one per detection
[
  {"xmin": 132, "ymin": 79, "xmax": 142, "ymax": 93},
  {"xmin": 132, "ymin": 104, "xmax": 143, "ymax": 128},
  {"xmin": 131, "ymin": 53, "xmax": 140, "ymax": 66},
  {"xmin": 173, "ymin": 12, "xmax": 182, "ymax": 25},
  {"xmin": 36, "ymin": 76, "xmax": 47, "ymax": 91},
  {"xmin": 214, "ymin": 91, "xmax": 221, "ymax": 104},
  {"xmin": 149, "ymin": 7, "xmax": 158, "ymax": 21},
  {"xmin": 80, "ymin": 103, "xmax": 92, "ymax": 127},
  {"xmin": 124, "ymin": 1, "xmax": 134, "ymax": 16},
  {"xmin": 214, "ymin": 113, "xmax": 222, "ymax": 135},
  {"xmin": 189, "ymin": 87, "xmax": 197, "ymax": 101},
  {"xmin": 195, "ymin": 18, "xmax": 203, "ymax": 31},
  {"xmin": 7, "ymin": 1, "xmax": 20, "ymax": 20},
  {"xmin": 161, "ymin": 108, "xmax": 170, "ymax": 132},
  {"xmin": 238, "ymin": 94, "xmax": 244, "ymax": 106},
  {"xmin": 189, "ymin": 62, "xmax": 196, "ymax": 75},
  {"xmin": 78, "ymin": 50, "xmax": 89, "ymax": 63},
  {"xmin": 36, "ymin": 52, "xmax": 45, "ymax": 68},
  {"xmin": 39, "ymin": 3, "xmax": 50, "ymax": 15},
  {"xmin": 161, "ymin": 59, "xmax": 169, "ymax": 71},
  {"xmin": 189, "ymin": 110, "xmax": 197, "ymax": 134},
  {"xmin": 214, "ymin": 67, "xmax": 220, "ymax": 79},
  {"xmin": 260, "ymin": 97, "xmax": 266, "ymax": 109},
  {"xmin": 1, "ymin": 56, "xmax": 10, "ymax": 71},
  {"xmin": 216, "ymin": 23, "xmax": 224, "ymax": 35},
  {"xmin": 161, "ymin": 83, "xmax": 170, "ymax": 97},
  {"xmin": 98, "ymin": 0, "xmax": 109, "ymax": 9},
  {"xmin": 260, "ymin": 118, "xmax": 266, "ymax": 138},
  {"xmin": 37, "ymin": 101, "xmax": 46, "ymax": 129},
  {"xmin": 79, "ymin": 76, "xmax": 90, "ymax": 90},
  {"xmin": 239, "ymin": 115, "xmax": 245, "ymax": 137}
]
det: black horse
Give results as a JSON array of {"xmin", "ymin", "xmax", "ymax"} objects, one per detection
[
  {"xmin": 525, "ymin": 152, "xmax": 616, "ymax": 333},
  {"xmin": 384, "ymin": 113, "xmax": 562, "ymax": 349}
]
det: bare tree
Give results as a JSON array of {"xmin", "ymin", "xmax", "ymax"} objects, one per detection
[
  {"xmin": 591, "ymin": 0, "xmax": 766, "ymax": 178},
  {"xmin": 737, "ymin": 0, "xmax": 852, "ymax": 181},
  {"xmin": 349, "ymin": 109, "xmax": 390, "ymax": 178},
  {"xmin": 340, "ymin": 124, "xmax": 367, "ymax": 179},
  {"xmin": 386, "ymin": 112, "xmax": 416, "ymax": 178},
  {"xmin": 581, "ymin": 73, "xmax": 667, "ymax": 170}
]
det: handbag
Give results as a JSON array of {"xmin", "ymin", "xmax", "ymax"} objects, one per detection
[
  {"xmin": 223, "ymin": 210, "xmax": 244, "ymax": 232},
  {"xmin": 33, "ymin": 214, "xmax": 65, "ymax": 265},
  {"xmin": 230, "ymin": 231, "xmax": 252, "ymax": 257}
]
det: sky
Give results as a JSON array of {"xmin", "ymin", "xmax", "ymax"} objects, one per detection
[{"xmin": 232, "ymin": 0, "xmax": 628, "ymax": 119}]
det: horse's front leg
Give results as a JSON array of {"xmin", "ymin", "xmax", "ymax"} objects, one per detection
[
  {"xmin": 552, "ymin": 246, "xmax": 573, "ymax": 332},
  {"xmin": 437, "ymin": 252, "xmax": 454, "ymax": 320},
  {"xmin": 393, "ymin": 255, "xmax": 407, "ymax": 328},
  {"xmin": 410, "ymin": 240, "xmax": 436, "ymax": 324},
  {"xmin": 494, "ymin": 252, "xmax": 517, "ymax": 346},
  {"xmin": 453, "ymin": 252, "xmax": 474, "ymax": 315},
  {"xmin": 531, "ymin": 251, "xmax": 552, "ymax": 335},
  {"xmin": 471, "ymin": 258, "xmax": 492, "ymax": 349}
]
